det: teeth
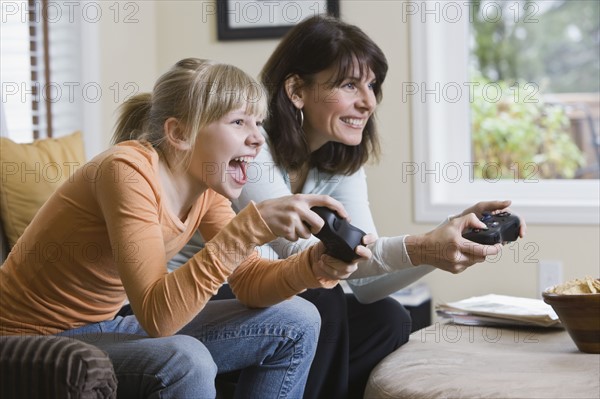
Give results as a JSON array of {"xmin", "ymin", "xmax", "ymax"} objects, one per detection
[
  {"xmin": 341, "ymin": 118, "xmax": 364, "ymax": 127},
  {"xmin": 233, "ymin": 156, "xmax": 253, "ymax": 163}
]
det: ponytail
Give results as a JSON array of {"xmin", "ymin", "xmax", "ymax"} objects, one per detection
[
  {"xmin": 109, "ymin": 58, "xmax": 267, "ymax": 170},
  {"xmin": 112, "ymin": 93, "xmax": 152, "ymax": 144}
]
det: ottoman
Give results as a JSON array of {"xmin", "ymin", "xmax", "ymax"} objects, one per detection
[{"xmin": 365, "ymin": 323, "xmax": 600, "ymax": 399}]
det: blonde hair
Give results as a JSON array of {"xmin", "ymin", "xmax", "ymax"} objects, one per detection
[{"xmin": 113, "ymin": 58, "xmax": 268, "ymax": 167}]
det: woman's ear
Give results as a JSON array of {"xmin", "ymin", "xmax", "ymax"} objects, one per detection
[
  {"xmin": 284, "ymin": 74, "xmax": 305, "ymax": 110},
  {"xmin": 164, "ymin": 117, "xmax": 191, "ymax": 151}
]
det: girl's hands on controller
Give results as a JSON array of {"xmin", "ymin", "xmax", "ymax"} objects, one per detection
[
  {"xmin": 310, "ymin": 240, "xmax": 373, "ymax": 281},
  {"xmin": 255, "ymin": 194, "xmax": 374, "ymax": 281},
  {"xmin": 255, "ymin": 194, "xmax": 349, "ymax": 241}
]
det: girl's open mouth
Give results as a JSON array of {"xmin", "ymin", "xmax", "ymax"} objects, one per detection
[{"xmin": 228, "ymin": 156, "xmax": 252, "ymax": 185}]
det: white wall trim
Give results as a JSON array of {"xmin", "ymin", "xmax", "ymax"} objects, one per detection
[{"xmin": 79, "ymin": 1, "xmax": 103, "ymax": 160}]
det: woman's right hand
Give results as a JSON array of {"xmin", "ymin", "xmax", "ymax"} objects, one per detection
[
  {"xmin": 456, "ymin": 200, "xmax": 527, "ymax": 239},
  {"xmin": 405, "ymin": 213, "xmax": 503, "ymax": 274},
  {"xmin": 255, "ymin": 194, "xmax": 349, "ymax": 241}
]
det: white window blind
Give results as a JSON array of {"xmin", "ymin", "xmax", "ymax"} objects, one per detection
[
  {"xmin": 1, "ymin": 0, "xmax": 82, "ymax": 142},
  {"xmin": 1, "ymin": 1, "xmax": 35, "ymax": 141},
  {"xmin": 47, "ymin": 3, "xmax": 82, "ymax": 138}
]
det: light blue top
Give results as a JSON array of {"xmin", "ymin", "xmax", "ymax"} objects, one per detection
[{"xmin": 170, "ymin": 135, "xmax": 436, "ymax": 303}]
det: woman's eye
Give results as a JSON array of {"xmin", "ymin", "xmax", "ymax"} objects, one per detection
[{"xmin": 343, "ymin": 82, "xmax": 356, "ymax": 89}]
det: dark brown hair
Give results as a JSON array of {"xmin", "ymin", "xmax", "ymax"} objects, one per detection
[{"xmin": 260, "ymin": 15, "xmax": 388, "ymax": 175}]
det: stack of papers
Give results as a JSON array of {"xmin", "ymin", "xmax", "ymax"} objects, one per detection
[{"xmin": 436, "ymin": 294, "xmax": 561, "ymax": 327}]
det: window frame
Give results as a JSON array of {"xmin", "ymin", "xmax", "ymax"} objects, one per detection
[{"xmin": 408, "ymin": 2, "xmax": 599, "ymax": 225}]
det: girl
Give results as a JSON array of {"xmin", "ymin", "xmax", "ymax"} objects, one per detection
[{"xmin": 0, "ymin": 58, "xmax": 371, "ymax": 398}]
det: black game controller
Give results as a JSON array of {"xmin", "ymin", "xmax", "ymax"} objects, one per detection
[
  {"xmin": 462, "ymin": 211, "xmax": 521, "ymax": 245},
  {"xmin": 311, "ymin": 206, "xmax": 366, "ymax": 263}
]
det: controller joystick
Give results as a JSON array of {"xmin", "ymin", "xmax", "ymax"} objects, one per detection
[
  {"xmin": 310, "ymin": 206, "xmax": 366, "ymax": 263},
  {"xmin": 462, "ymin": 211, "xmax": 520, "ymax": 245}
]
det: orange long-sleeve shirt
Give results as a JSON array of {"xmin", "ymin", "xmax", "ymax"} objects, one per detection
[{"xmin": 0, "ymin": 141, "xmax": 335, "ymax": 337}]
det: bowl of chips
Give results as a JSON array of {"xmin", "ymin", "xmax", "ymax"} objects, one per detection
[{"xmin": 542, "ymin": 277, "xmax": 600, "ymax": 354}]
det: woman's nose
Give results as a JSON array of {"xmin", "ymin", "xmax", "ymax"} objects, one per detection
[{"xmin": 358, "ymin": 87, "xmax": 376, "ymax": 112}]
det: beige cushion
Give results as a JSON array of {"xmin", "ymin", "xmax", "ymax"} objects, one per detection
[
  {"xmin": 0, "ymin": 132, "xmax": 85, "ymax": 247},
  {"xmin": 365, "ymin": 324, "xmax": 600, "ymax": 399}
]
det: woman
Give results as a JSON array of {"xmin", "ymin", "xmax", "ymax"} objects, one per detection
[
  {"xmin": 231, "ymin": 15, "xmax": 527, "ymax": 399},
  {"xmin": 169, "ymin": 17, "xmax": 526, "ymax": 398},
  {"xmin": 0, "ymin": 58, "xmax": 371, "ymax": 398}
]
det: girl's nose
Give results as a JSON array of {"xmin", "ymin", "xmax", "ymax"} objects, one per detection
[{"xmin": 247, "ymin": 125, "xmax": 265, "ymax": 148}]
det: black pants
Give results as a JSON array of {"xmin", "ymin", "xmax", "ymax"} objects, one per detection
[{"xmin": 212, "ymin": 284, "xmax": 412, "ymax": 399}]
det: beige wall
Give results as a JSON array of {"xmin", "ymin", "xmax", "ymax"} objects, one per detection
[
  {"xmin": 93, "ymin": 1, "xmax": 599, "ymax": 307},
  {"xmin": 83, "ymin": 1, "xmax": 158, "ymax": 155}
]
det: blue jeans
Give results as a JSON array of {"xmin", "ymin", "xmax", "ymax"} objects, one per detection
[{"xmin": 57, "ymin": 297, "xmax": 320, "ymax": 399}]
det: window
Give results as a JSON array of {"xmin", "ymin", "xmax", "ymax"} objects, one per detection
[
  {"xmin": 407, "ymin": 0, "xmax": 599, "ymax": 224},
  {"xmin": 469, "ymin": 0, "xmax": 599, "ymax": 180},
  {"xmin": 1, "ymin": 0, "xmax": 83, "ymax": 142}
]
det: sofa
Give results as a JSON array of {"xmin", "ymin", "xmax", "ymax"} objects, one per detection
[{"xmin": 0, "ymin": 132, "xmax": 118, "ymax": 398}]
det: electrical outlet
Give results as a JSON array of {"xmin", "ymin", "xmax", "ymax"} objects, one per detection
[{"xmin": 538, "ymin": 260, "xmax": 563, "ymax": 297}]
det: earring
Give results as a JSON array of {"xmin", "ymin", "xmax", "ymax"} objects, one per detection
[{"xmin": 296, "ymin": 108, "xmax": 304, "ymax": 128}]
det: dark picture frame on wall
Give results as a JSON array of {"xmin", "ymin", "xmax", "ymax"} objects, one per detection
[{"xmin": 217, "ymin": 0, "xmax": 340, "ymax": 41}]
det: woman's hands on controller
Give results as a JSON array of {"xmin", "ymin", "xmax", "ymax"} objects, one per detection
[
  {"xmin": 404, "ymin": 200, "xmax": 526, "ymax": 274},
  {"xmin": 456, "ymin": 200, "xmax": 527, "ymax": 238}
]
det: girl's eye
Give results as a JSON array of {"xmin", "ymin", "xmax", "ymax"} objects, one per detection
[
  {"xmin": 233, "ymin": 119, "xmax": 243, "ymax": 125},
  {"xmin": 369, "ymin": 81, "xmax": 377, "ymax": 90},
  {"xmin": 256, "ymin": 120, "xmax": 264, "ymax": 127},
  {"xmin": 343, "ymin": 82, "xmax": 356, "ymax": 89}
]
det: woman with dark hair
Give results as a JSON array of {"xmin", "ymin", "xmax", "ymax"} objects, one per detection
[
  {"xmin": 262, "ymin": 15, "xmax": 386, "ymax": 177},
  {"xmin": 232, "ymin": 15, "xmax": 526, "ymax": 398},
  {"xmin": 171, "ymin": 15, "xmax": 525, "ymax": 399}
]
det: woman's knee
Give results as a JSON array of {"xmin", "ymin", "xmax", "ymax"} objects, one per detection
[
  {"xmin": 373, "ymin": 298, "xmax": 412, "ymax": 346},
  {"xmin": 348, "ymin": 296, "xmax": 412, "ymax": 347},
  {"xmin": 300, "ymin": 286, "xmax": 347, "ymax": 324}
]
